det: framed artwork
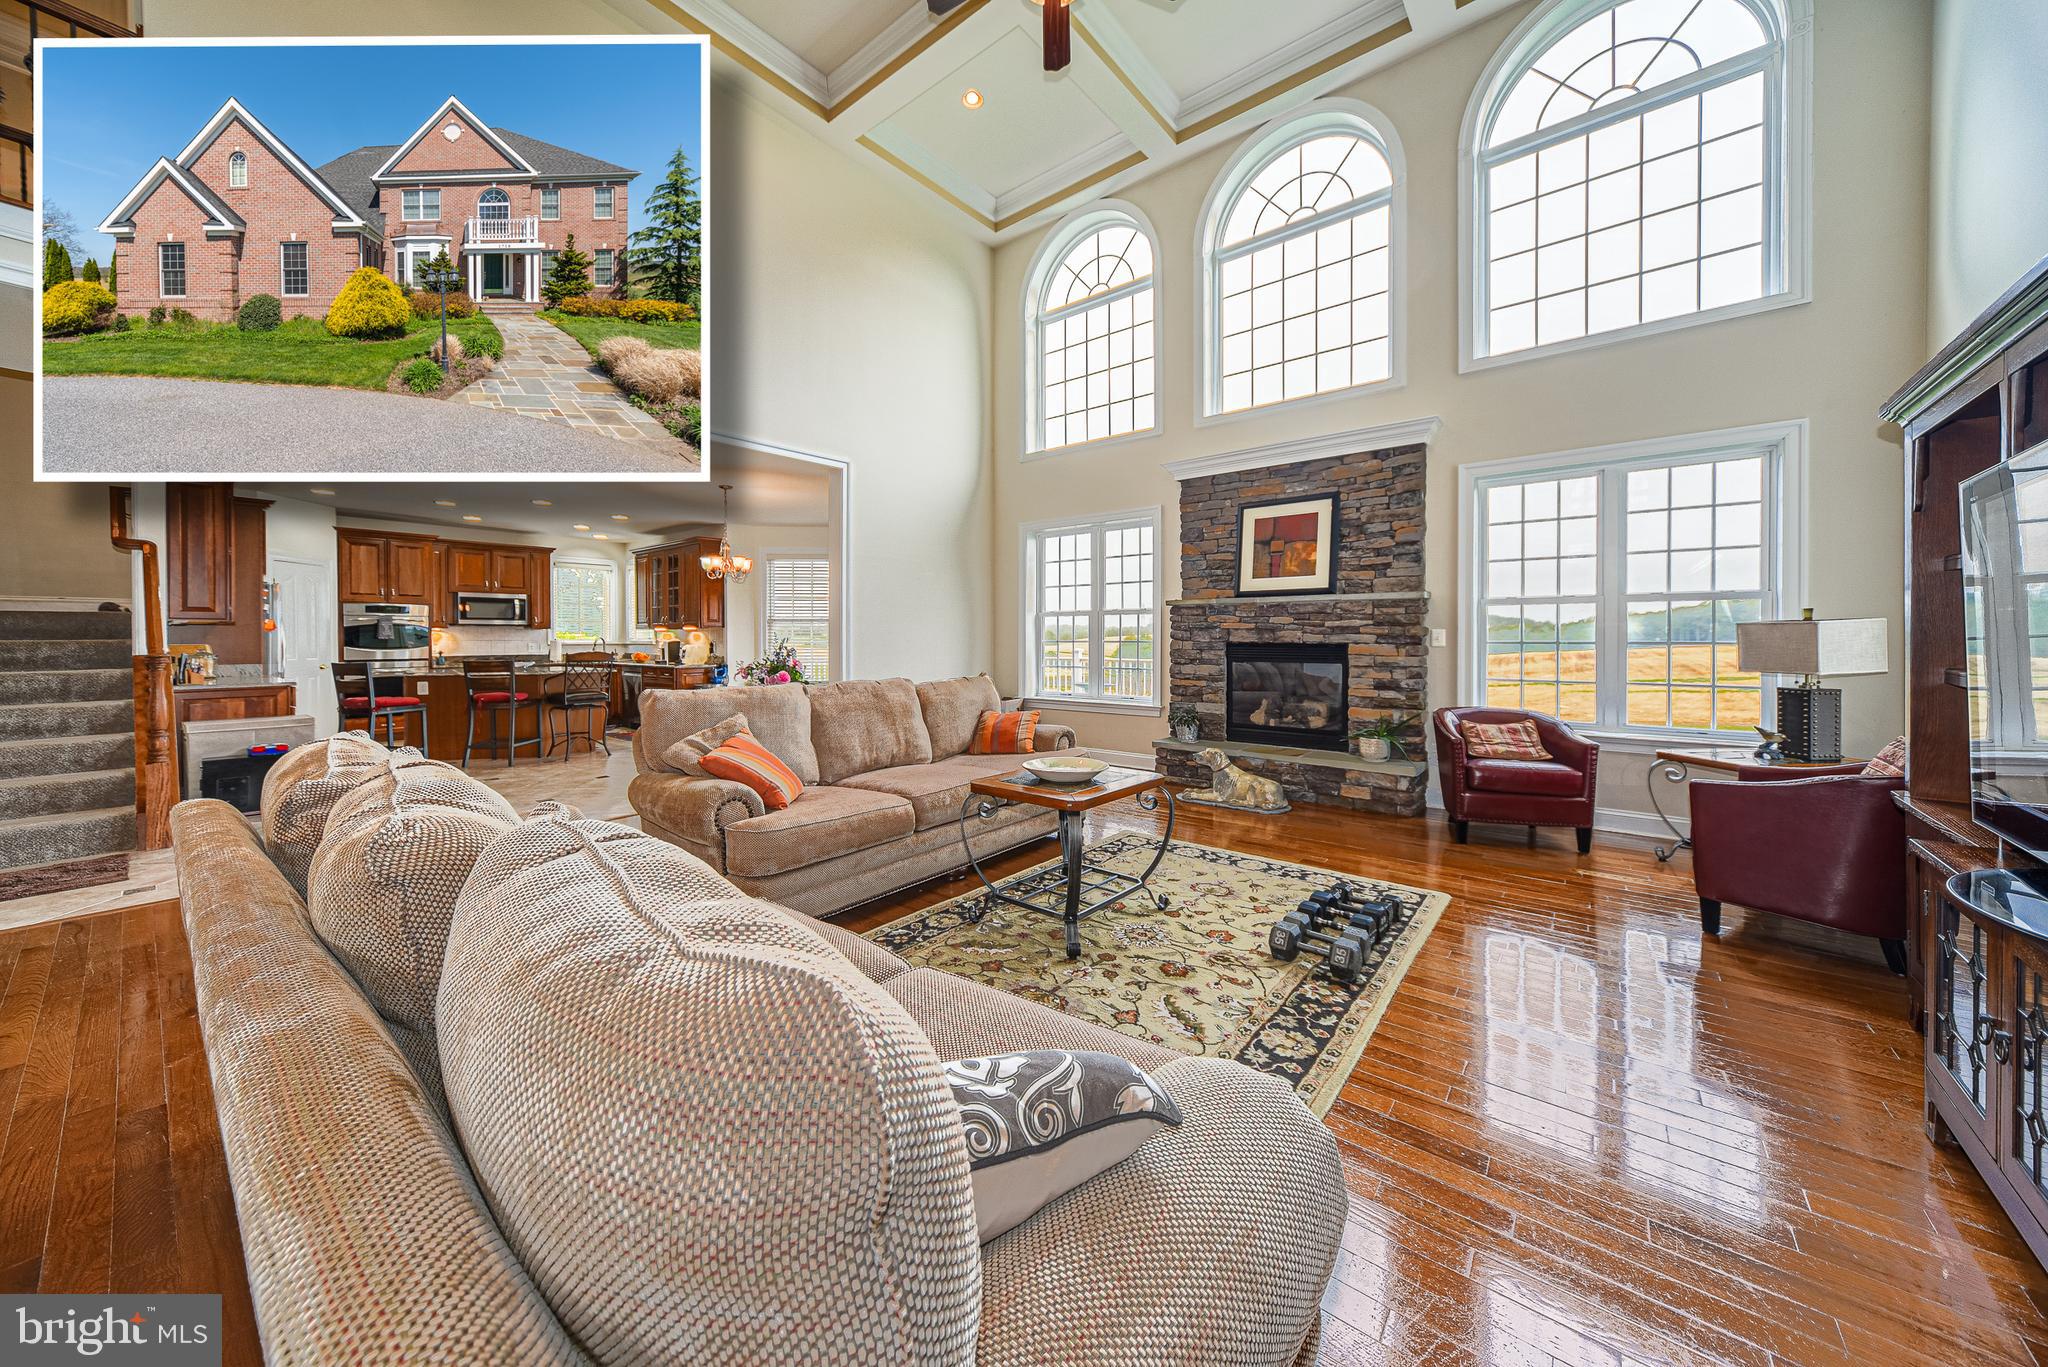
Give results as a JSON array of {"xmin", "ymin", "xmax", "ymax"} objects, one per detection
[{"xmin": 1235, "ymin": 493, "xmax": 1339, "ymax": 596}]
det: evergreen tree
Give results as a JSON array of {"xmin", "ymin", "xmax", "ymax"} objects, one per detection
[
  {"xmin": 543, "ymin": 233, "xmax": 593, "ymax": 307},
  {"xmin": 42, "ymin": 238, "xmax": 72, "ymax": 292},
  {"xmin": 81, "ymin": 258, "xmax": 100, "ymax": 283},
  {"xmin": 628, "ymin": 149, "xmax": 701, "ymax": 307},
  {"xmin": 106, "ymin": 255, "xmax": 117, "ymax": 297}
]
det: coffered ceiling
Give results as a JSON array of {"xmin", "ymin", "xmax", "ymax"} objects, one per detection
[{"xmin": 624, "ymin": 0, "xmax": 1524, "ymax": 242}]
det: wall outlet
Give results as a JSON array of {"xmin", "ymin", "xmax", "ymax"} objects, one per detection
[{"xmin": 1430, "ymin": 627, "xmax": 1448, "ymax": 649}]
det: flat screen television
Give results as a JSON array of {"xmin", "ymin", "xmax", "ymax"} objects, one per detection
[{"xmin": 1960, "ymin": 446, "xmax": 2048, "ymax": 861}]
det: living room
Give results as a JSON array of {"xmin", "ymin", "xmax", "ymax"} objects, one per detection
[{"xmin": 1, "ymin": 0, "xmax": 2044, "ymax": 1363}]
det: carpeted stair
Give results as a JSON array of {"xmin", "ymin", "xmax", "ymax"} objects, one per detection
[{"xmin": 0, "ymin": 609, "xmax": 137, "ymax": 891}]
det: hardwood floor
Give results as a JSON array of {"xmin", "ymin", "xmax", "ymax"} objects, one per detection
[{"xmin": 2, "ymin": 800, "xmax": 2043, "ymax": 1365}]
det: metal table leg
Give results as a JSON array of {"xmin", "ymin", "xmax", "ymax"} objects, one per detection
[
  {"xmin": 1647, "ymin": 758, "xmax": 1691, "ymax": 862},
  {"xmin": 1060, "ymin": 811, "xmax": 1085, "ymax": 958}
]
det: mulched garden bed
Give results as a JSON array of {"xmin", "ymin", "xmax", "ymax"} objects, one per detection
[{"xmin": 385, "ymin": 353, "xmax": 496, "ymax": 399}]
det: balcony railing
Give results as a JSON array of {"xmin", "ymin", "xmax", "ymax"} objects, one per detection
[
  {"xmin": 466, "ymin": 214, "xmax": 539, "ymax": 245},
  {"xmin": 1, "ymin": 1, "xmax": 141, "ymax": 209}
]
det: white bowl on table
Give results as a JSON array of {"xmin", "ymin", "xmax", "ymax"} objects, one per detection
[{"xmin": 1022, "ymin": 755, "xmax": 1108, "ymax": 785}]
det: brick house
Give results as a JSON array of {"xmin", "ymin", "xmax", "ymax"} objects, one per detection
[{"xmin": 97, "ymin": 96, "xmax": 638, "ymax": 321}]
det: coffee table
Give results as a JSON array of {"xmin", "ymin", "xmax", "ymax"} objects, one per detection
[{"xmin": 957, "ymin": 766, "xmax": 1178, "ymax": 959}]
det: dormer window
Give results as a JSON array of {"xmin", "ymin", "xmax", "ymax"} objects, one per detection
[{"xmin": 228, "ymin": 151, "xmax": 247, "ymax": 188}]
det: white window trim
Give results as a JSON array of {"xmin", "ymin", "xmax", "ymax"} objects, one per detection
[
  {"xmin": 594, "ymin": 186, "xmax": 615, "ymax": 220},
  {"xmin": 1193, "ymin": 98, "xmax": 1409, "ymax": 427},
  {"xmin": 1018, "ymin": 506, "xmax": 1165, "ymax": 711},
  {"xmin": 1457, "ymin": 0, "xmax": 1814, "ymax": 374},
  {"xmin": 227, "ymin": 150, "xmax": 247, "ymax": 189},
  {"xmin": 594, "ymin": 249, "xmax": 614, "ymax": 287},
  {"xmin": 402, "ymin": 188, "xmax": 441, "ymax": 223},
  {"xmin": 551, "ymin": 555, "xmax": 619, "ymax": 642},
  {"xmin": 157, "ymin": 242, "xmax": 186, "ymax": 300},
  {"xmin": 279, "ymin": 240, "xmax": 309, "ymax": 298},
  {"xmin": 760, "ymin": 551, "xmax": 833, "ymax": 682},
  {"xmin": 1455, "ymin": 419, "xmax": 1809, "ymax": 748},
  {"xmin": 540, "ymin": 186, "xmax": 560, "ymax": 221},
  {"xmin": 1020, "ymin": 199, "xmax": 1163, "ymax": 461}
]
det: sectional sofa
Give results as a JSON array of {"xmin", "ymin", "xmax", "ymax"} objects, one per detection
[{"xmin": 171, "ymin": 731, "xmax": 1346, "ymax": 1364}]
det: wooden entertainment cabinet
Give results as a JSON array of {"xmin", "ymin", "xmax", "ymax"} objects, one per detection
[{"xmin": 1886, "ymin": 255, "xmax": 2048, "ymax": 1267}]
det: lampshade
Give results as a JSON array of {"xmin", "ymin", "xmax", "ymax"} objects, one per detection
[{"xmin": 1736, "ymin": 616, "xmax": 1889, "ymax": 678}]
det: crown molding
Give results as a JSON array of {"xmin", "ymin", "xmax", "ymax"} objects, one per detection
[
  {"xmin": 829, "ymin": 3, "xmax": 943, "ymax": 109},
  {"xmin": 1161, "ymin": 416, "xmax": 1442, "ymax": 482},
  {"xmin": 683, "ymin": 0, "xmax": 831, "ymax": 106},
  {"xmin": 991, "ymin": 133, "xmax": 1140, "ymax": 223},
  {"xmin": 1175, "ymin": 0, "xmax": 1406, "ymax": 130}
]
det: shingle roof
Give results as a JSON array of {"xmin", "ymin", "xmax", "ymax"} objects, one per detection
[
  {"xmin": 314, "ymin": 145, "xmax": 392, "ymax": 236},
  {"xmin": 489, "ymin": 129, "xmax": 638, "ymax": 181}
]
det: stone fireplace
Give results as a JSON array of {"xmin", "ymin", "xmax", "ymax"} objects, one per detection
[{"xmin": 1154, "ymin": 425, "xmax": 1433, "ymax": 816}]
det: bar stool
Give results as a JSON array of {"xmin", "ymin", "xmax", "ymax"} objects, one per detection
[
  {"xmin": 462, "ymin": 658, "xmax": 541, "ymax": 768},
  {"xmin": 546, "ymin": 660, "xmax": 613, "ymax": 760},
  {"xmin": 332, "ymin": 661, "xmax": 428, "ymax": 749}
]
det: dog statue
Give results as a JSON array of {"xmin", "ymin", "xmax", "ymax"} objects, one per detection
[{"xmin": 1180, "ymin": 746, "xmax": 1291, "ymax": 814}]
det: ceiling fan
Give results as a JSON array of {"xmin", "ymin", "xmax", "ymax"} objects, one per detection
[{"xmin": 929, "ymin": 0, "xmax": 1081, "ymax": 73}]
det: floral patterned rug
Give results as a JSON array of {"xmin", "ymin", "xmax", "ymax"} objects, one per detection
[{"xmin": 865, "ymin": 834, "xmax": 1450, "ymax": 1115}]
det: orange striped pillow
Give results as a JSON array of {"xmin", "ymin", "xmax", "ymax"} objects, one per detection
[
  {"xmin": 697, "ymin": 731, "xmax": 804, "ymax": 811},
  {"xmin": 970, "ymin": 709, "xmax": 1039, "ymax": 755}
]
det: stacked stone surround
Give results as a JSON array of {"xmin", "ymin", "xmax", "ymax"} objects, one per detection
[{"xmin": 1155, "ymin": 442, "xmax": 1428, "ymax": 816}]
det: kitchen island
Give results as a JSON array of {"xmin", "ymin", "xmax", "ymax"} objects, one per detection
[{"xmin": 361, "ymin": 661, "xmax": 716, "ymax": 766}]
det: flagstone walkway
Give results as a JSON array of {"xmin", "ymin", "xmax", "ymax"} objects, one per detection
[{"xmin": 456, "ymin": 313, "xmax": 689, "ymax": 453}]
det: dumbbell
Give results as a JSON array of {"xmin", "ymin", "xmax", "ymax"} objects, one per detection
[
  {"xmin": 1268, "ymin": 912, "xmax": 1373, "ymax": 984},
  {"xmin": 1315, "ymin": 883, "xmax": 1402, "ymax": 930},
  {"xmin": 1299, "ymin": 890, "xmax": 1396, "ymax": 938}
]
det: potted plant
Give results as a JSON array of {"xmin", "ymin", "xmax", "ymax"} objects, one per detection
[
  {"xmin": 1167, "ymin": 703, "xmax": 1201, "ymax": 743},
  {"xmin": 1350, "ymin": 712, "xmax": 1411, "ymax": 763}
]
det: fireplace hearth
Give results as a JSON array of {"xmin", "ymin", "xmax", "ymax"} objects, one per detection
[{"xmin": 1227, "ymin": 643, "xmax": 1349, "ymax": 751}]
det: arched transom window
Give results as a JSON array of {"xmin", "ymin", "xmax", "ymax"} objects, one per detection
[
  {"xmin": 1202, "ymin": 106, "xmax": 1400, "ymax": 417},
  {"xmin": 1470, "ymin": 0, "xmax": 1796, "ymax": 362},
  {"xmin": 1027, "ymin": 208, "xmax": 1157, "ymax": 453},
  {"xmin": 228, "ymin": 151, "xmax": 248, "ymax": 189}
]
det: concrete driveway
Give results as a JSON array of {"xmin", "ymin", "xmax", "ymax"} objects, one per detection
[{"xmin": 40, "ymin": 375, "xmax": 703, "ymax": 476}]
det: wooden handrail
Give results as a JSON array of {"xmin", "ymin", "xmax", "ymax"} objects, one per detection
[
  {"xmin": 110, "ymin": 488, "xmax": 175, "ymax": 848},
  {"xmin": 108, "ymin": 487, "xmax": 164, "ymax": 656}
]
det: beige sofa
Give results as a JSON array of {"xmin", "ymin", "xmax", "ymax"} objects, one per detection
[
  {"xmin": 630, "ymin": 675, "xmax": 1077, "ymax": 916},
  {"xmin": 172, "ymin": 733, "xmax": 1346, "ymax": 1364}
]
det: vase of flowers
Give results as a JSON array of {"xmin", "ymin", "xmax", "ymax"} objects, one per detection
[
  {"xmin": 1167, "ymin": 703, "xmax": 1201, "ymax": 743},
  {"xmin": 1350, "ymin": 712, "xmax": 1412, "ymax": 763},
  {"xmin": 736, "ymin": 640, "xmax": 812, "ymax": 686}
]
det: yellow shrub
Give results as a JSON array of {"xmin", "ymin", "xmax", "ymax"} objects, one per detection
[
  {"xmin": 324, "ymin": 267, "xmax": 411, "ymax": 338},
  {"xmin": 42, "ymin": 280, "xmax": 118, "ymax": 335}
]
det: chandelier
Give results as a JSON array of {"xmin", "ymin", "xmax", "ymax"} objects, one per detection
[{"xmin": 700, "ymin": 484, "xmax": 752, "ymax": 583}]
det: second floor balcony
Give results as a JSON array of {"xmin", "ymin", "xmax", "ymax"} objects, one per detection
[{"xmin": 466, "ymin": 214, "xmax": 540, "ymax": 247}]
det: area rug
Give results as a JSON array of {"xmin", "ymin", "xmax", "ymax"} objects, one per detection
[{"xmin": 866, "ymin": 834, "xmax": 1450, "ymax": 1115}]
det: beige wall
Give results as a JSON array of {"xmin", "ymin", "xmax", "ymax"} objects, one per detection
[
  {"xmin": 0, "ymin": 379, "xmax": 130, "ymax": 603},
  {"xmin": 1929, "ymin": 0, "xmax": 2048, "ymax": 344},
  {"xmin": 990, "ymin": 0, "xmax": 1931, "ymax": 824}
]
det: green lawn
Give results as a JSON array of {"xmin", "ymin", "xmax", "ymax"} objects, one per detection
[
  {"xmin": 540, "ymin": 310, "xmax": 701, "ymax": 357},
  {"xmin": 42, "ymin": 315, "xmax": 504, "ymax": 390}
]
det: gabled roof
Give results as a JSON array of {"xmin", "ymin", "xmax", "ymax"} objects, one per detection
[
  {"xmin": 371, "ymin": 96, "xmax": 537, "ymax": 181},
  {"xmin": 313, "ymin": 145, "xmax": 391, "ymax": 237},
  {"xmin": 173, "ymin": 97, "xmax": 367, "ymax": 230},
  {"xmin": 95, "ymin": 157, "xmax": 244, "ymax": 238}
]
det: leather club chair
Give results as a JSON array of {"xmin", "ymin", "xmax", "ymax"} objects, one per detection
[
  {"xmin": 1688, "ymin": 762, "xmax": 1908, "ymax": 973},
  {"xmin": 1434, "ymin": 707, "xmax": 1600, "ymax": 853}
]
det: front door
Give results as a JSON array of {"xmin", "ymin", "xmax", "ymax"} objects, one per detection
[{"xmin": 483, "ymin": 254, "xmax": 506, "ymax": 295}]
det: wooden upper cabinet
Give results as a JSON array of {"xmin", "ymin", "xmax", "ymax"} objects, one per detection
[
  {"xmin": 632, "ymin": 540, "xmax": 725, "ymax": 630},
  {"xmin": 526, "ymin": 550, "xmax": 553, "ymax": 630},
  {"xmin": 385, "ymin": 538, "xmax": 434, "ymax": 605},
  {"xmin": 336, "ymin": 530, "xmax": 435, "ymax": 606},
  {"xmin": 166, "ymin": 484, "xmax": 236, "ymax": 625},
  {"xmin": 338, "ymin": 532, "xmax": 386, "ymax": 602},
  {"xmin": 445, "ymin": 544, "xmax": 493, "ymax": 593},
  {"xmin": 429, "ymin": 543, "xmax": 449, "ymax": 628},
  {"xmin": 492, "ymin": 550, "xmax": 532, "ymax": 594}
]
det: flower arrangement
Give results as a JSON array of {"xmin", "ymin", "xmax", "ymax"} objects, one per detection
[{"xmin": 736, "ymin": 640, "xmax": 811, "ymax": 686}]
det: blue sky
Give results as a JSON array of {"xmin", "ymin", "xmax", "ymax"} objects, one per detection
[{"xmin": 39, "ymin": 40, "xmax": 704, "ymax": 265}]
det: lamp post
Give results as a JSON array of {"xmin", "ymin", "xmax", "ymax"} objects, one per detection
[{"xmin": 419, "ymin": 260, "xmax": 461, "ymax": 376}]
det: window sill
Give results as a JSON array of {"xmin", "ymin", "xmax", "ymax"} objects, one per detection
[
  {"xmin": 1562, "ymin": 727, "xmax": 1767, "ymax": 755},
  {"xmin": 1021, "ymin": 427, "xmax": 1161, "ymax": 463},
  {"xmin": 1195, "ymin": 373, "xmax": 1406, "ymax": 428},
  {"xmin": 1020, "ymin": 697, "xmax": 1162, "ymax": 718}
]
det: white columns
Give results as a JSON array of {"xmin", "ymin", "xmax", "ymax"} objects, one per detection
[
  {"xmin": 526, "ymin": 254, "xmax": 539, "ymax": 303},
  {"xmin": 467, "ymin": 251, "xmax": 479, "ymax": 298}
]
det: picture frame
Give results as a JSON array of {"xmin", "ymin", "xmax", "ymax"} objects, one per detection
[{"xmin": 1235, "ymin": 493, "xmax": 1339, "ymax": 596}]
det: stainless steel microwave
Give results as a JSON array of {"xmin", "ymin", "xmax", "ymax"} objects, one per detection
[{"xmin": 455, "ymin": 592, "xmax": 530, "ymax": 626}]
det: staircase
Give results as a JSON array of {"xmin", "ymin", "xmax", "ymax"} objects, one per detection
[
  {"xmin": 0, "ymin": 609, "xmax": 137, "ymax": 886},
  {"xmin": 479, "ymin": 298, "xmax": 540, "ymax": 317}
]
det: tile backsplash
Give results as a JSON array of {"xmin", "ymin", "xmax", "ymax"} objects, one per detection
[{"xmin": 436, "ymin": 626, "xmax": 555, "ymax": 657}]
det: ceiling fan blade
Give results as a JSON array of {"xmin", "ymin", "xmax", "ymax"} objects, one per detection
[{"xmin": 1043, "ymin": 0, "xmax": 1071, "ymax": 71}]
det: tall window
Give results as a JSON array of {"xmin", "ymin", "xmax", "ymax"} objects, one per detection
[
  {"xmin": 1467, "ymin": 0, "xmax": 1799, "ymax": 364},
  {"xmin": 402, "ymin": 189, "xmax": 440, "ymax": 222},
  {"xmin": 594, "ymin": 249, "xmax": 614, "ymax": 287},
  {"xmin": 552, "ymin": 561, "xmax": 616, "ymax": 643},
  {"xmin": 1024, "ymin": 511, "xmax": 1158, "ymax": 705},
  {"xmin": 764, "ymin": 557, "xmax": 832, "ymax": 682},
  {"xmin": 279, "ymin": 241, "xmax": 308, "ymax": 297},
  {"xmin": 540, "ymin": 187, "xmax": 560, "ymax": 220},
  {"xmin": 1025, "ymin": 207, "xmax": 1157, "ymax": 454},
  {"xmin": 157, "ymin": 242, "xmax": 185, "ymax": 299},
  {"xmin": 1467, "ymin": 428, "xmax": 1796, "ymax": 736},
  {"xmin": 594, "ymin": 186, "xmax": 614, "ymax": 219},
  {"xmin": 227, "ymin": 151, "xmax": 247, "ymax": 188},
  {"xmin": 1201, "ymin": 104, "xmax": 1401, "ymax": 417}
]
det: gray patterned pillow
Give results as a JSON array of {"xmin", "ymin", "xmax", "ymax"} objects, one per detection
[
  {"xmin": 662, "ymin": 712, "xmax": 750, "ymax": 777},
  {"xmin": 946, "ymin": 1049, "xmax": 1181, "ymax": 1242}
]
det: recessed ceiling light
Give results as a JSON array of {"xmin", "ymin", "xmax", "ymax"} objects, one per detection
[
  {"xmin": 531, "ymin": 499, "xmax": 553, "ymax": 507},
  {"xmin": 592, "ymin": 532, "xmax": 610, "ymax": 540},
  {"xmin": 434, "ymin": 499, "xmax": 458, "ymax": 507},
  {"xmin": 961, "ymin": 87, "xmax": 984, "ymax": 110},
  {"xmin": 461, "ymin": 515, "xmax": 484, "ymax": 523},
  {"xmin": 610, "ymin": 514, "xmax": 631, "ymax": 522},
  {"xmin": 309, "ymin": 487, "xmax": 335, "ymax": 496},
  {"xmin": 572, "ymin": 524, "xmax": 591, "ymax": 531}
]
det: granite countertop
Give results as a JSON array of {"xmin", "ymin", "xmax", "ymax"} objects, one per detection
[{"xmin": 174, "ymin": 676, "xmax": 292, "ymax": 692}]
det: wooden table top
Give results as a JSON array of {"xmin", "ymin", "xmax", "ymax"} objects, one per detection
[
  {"xmin": 970, "ymin": 765, "xmax": 1163, "ymax": 813},
  {"xmin": 1653, "ymin": 746, "xmax": 1867, "ymax": 773}
]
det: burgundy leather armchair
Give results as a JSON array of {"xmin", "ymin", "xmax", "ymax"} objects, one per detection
[
  {"xmin": 1434, "ymin": 707, "xmax": 1600, "ymax": 853},
  {"xmin": 1688, "ymin": 764, "xmax": 1908, "ymax": 973}
]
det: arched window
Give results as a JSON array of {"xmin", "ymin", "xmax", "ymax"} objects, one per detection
[
  {"xmin": 1464, "ymin": 0, "xmax": 1806, "ymax": 365},
  {"xmin": 1199, "ymin": 102, "xmax": 1402, "ymax": 418},
  {"xmin": 1025, "ymin": 204, "xmax": 1158, "ymax": 454},
  {"xmin": 479, "ymin": 186, "xmax": 510, "ymax": 221},
  {"xmin": 228, "ymin": 151, "xmax": 248, "ymax": 189}
]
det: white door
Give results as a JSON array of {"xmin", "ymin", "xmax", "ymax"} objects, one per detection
[{"xmin": 270, "ymin": 554, "xmax": 337, "ymax": 737}]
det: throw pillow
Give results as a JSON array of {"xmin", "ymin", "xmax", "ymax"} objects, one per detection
[
  {"xmin": 970, "ymin": 709, "xmax": 1040, "ymax": 755},
  {"xmin": 662, "ymin": 712, "xmax": 750, "ymax": 777},
  {"xmin": 946, "ymin": 1049, "xmax": 1181, "ymax": 1242},
  {"xmin": 1862, "ymin": 735, "xmax": 1907, "ymax": 779},
  {"xmin": 1461, "ymin": 720, "xmax": 1553, "ymax": 761},
  {"xmin": 698, "ymin": 730, "xmax": 805, "ymax": 811}
]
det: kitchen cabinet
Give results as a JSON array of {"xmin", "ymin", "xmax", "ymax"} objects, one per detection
[
  {"xmin": 429, "ymin": 544, "xmax": 449, "ymax": 629},
  {"xmin": 446, "ymin": 544, "xmax": 493, "ymax": 593},
  {"xmin": 174, "ymin": 681, "xmax": 296, "ymax": 725},
  {"xmin": 337, "ymin": 530, "xmax": 436, "ymax": 607},
  {"xmin": 526, "ymin": 551, "xmax": 552, "ymax": 630},
  {"xmin": 446, "ymin": 544, "xmax": 538, "ymax": 593},
  {"xmin": 632, "ymin": 539, "xmax": 725, "ymax": 630},
  {"xmin": 166, "ymin": 484, "xmax": 235, "ymax": 624}
]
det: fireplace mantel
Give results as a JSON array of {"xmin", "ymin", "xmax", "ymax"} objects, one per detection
[{"xmin": 1160, "ymin": 416, "xmax": 1442, "ymax": 483}]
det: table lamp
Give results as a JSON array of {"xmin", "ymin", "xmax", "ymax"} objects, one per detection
[{"xmin": 1735, "ymin": 610, "xmax": 1889, "ymax": 762}]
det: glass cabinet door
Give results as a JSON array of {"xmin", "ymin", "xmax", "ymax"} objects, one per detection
[
  {"xmin": 2006, "ymin": 940, "xmax": 2048, "ymax": 1221},
  {"xmin": 1933, "ymin": 895, "xmax": 1995, "ymax": 1119}
]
